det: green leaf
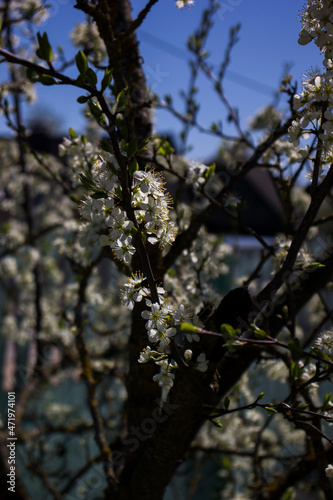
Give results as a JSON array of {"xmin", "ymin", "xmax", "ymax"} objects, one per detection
[
  {"xmin": 75, "ymin": 50, "xmax": 88, "ymax": 75},
  {"xmin": 77, "ymin": 95, "xmax": 89, "ymax": 104},
  {"xmin": 137, "ymin": 137, "xmax": 150, "ymax": 153},
  {"xmin": 106, "ymin": 162, "xmax": 117, "ymax": 175},
  {"xmin": 310, "ymin": 346, "xmax": 330, "ymax": 361},
  {"xmin": 265, "ymin": 407, "xmax": 277, "ymax": 414},
  {"xmin": 253, "ymin": 328, "xmax": 267, "ymax": 339},
  {"xmin": 222, "ymin": 457, "xmax": 231, "ymax": 470},
  {"xmin": 69, "ymin": 193, "xmax": 79, "ymax": 203},
  {"xmin": 224, "ymin": 396, "xmax": 230, "ymax": 410},
  {"xmin": 101, "ymin": 67, "xmax": 112, "ymax": 93},
  {"xmin": 282, "ymin": 488, "xmax": 296, "ymax": 500},
  {"xmin": 288, "ymin": 338, "xmax": 303, "ymax": 359},
  {"xmin": 38, "ymin": 74, "xmax": 56, "ymax": 86},
  {"xmin": 220, "ymin": 323, "xmax": 237, "ymax": 337},
  {"xmin": 26, "ymin": 68, "xmax": 39, "ymax": 82},
  {"xmin": 127, "ymin": 138, "xmax": 137, "ymax": 159},
  {"xmin": 323, "ymin": 392, "xmax": 332, "ymax": 410},
  {"xmin": 164, "ymin": 94, "xmax": 172, "ymax": 105},
  {"xmin": 75, "ymin": 74, "xmax": 86, "ymax": 86},
  {"xmin": 211, "ymin": 419, "xmax": 223, "ymax": 428},
  {"xmin": 222, "ymin": 339, "xmax": 243, "ymax": 349},
  {"xmin": 180, "ymin": 322, "xmax": 199, "ymax": 334},
  {"xmin": 0, "ymin": 223, "xmax": 11, "ymax": 235},
  {"xmin": 36, "ymin": 32, "xmax": 53, "ymax": 62},
  {"xmin": 100, "ymin": 138, "xmax": 114, "ymax": 153},
  {"xmin": 91, "ymin": 191, "xmax": 108, "ymax": 199},
  {"xmin": 86, "ymin": 67, "xmax": 97, "ymax": 87},
  {"xmin": 129, "ymin": 158, "xmax": 139, "ymax": 176},
  {"xmin": 114, "ymin": 186, "xmax": 123, "ymax": 200},
  {"xmin": 307, "ymin": 262, "xmax": 325, "ymax": 269},
  {"xmin": 116, "ymin": 87, "xmax": 130, "ymax": 111},
  {"xmin": 289, "ymin": 360, "xmax": 299, "ymax": 380},
  {"xmin": 158, "ymin": 140, "xmax": 174, "ymax": 156},
  {"xmin": 68, "ymin": 128, "xmax": 77, "ymax": 139},
  {"xmin": 256, "ymin": 392, "xmax": 265, "ymax": 401},
  {"xmin": 115, "ymin": 115, "xmax": 128, "ymax": 141},
  {"xmin": 79, "ymin": 173, "xmax": 95, "ymax": 189},
  {"xmin": 88, "ymin": 99, "xmax": 103, "ymax": 121},
  {"xmin": 205, "ymin": 163, "xmax": 215, "ymax": 180}
]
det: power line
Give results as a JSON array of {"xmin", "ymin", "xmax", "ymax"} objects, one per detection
[{"xmin": 138, "ymin": 29, "xmax": 276, "ymax": 96}]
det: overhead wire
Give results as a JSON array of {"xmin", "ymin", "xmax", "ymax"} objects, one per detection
[{"xmin": 138, "ymin": 29, "xmax": 276, "ymax": 97}]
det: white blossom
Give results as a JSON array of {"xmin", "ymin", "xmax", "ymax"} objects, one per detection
[
  {"xmin": 153, "ymin": 360, "xmax": 175, "ymax": 388},
  {"xmin": 185, "ymin": 161, "xmax": 208, "ymax": 189},
  {"xmin": 184, "ymin": 349, "xmax": 193, "ymax": 361},
  {"xmin": 195, "ymin": 352, "xmax": 208, "ymax": 372},
  {"xmin": 138, "ymin": 346, "xmax": 153, "ymax": 363},
  {"xmin": 315, "ymin": 330, "xmax": 333, "ymax": 356},
  {"xmin": 176, "ymin": 0, "xmax": 195, "ymax": 8},
  {"xmin": 326, "ymin": 464, "xmax": 333, "ymax": 477}
]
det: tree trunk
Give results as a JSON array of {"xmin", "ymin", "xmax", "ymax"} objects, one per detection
[{"xmin": 76, "ymin": 0, "xmax": 153, "ymax": 146}]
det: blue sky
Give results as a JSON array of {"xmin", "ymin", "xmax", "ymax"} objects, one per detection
[{"xmin": 0, "ymin": 0, "xmax": 322, "ymax": 160}]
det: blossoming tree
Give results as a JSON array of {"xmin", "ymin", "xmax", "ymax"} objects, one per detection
[{"xmin": 1, "ymin": 0, "xmax": 333, "ymax": 499}]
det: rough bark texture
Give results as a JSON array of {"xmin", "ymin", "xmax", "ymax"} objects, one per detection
[{"xmin": 76, "ymin": 0, "xmax": 153, "ymax": 145}]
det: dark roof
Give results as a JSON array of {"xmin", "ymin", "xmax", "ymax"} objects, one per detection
[{"xmin": 204, "ymin": 162, "xmax": 285, "ymax": 236}]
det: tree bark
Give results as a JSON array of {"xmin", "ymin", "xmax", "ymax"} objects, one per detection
[{"xmin": 75, "ymin": 0, "xmax": 153, "ymax": 145}]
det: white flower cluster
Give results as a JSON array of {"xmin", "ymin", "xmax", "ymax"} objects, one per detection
[
  {"xmin": 142, "ymin": 301, "xmax": 178, "ymax": 351},
  {"xmin": 315, "ymin": 330, "xmax": 333, "ymax": 356},
  {"xmin": 272, "ymin": 234, "xmax": 313, "ymax": 272},
  {"xmin": 121, "ymin": 272, "xmax": 165, "ymax": 311},
  {"xmin": 289, "ymin": 1, "xmax": 333, "ymax": 176},
  {"xmin": 78, "ymin": 155, "xmax": 135, "ymax": 261},
  {"xmin": 130, "ymin": 284, "xmax": 209, "ymax": 388},
  {"xmin": 326, "ymin": 463, "xmax": 333, "ymax": 477},
  {"xmin": 185, "ymin": 161, "xmax": 209, "ymax": 189},
  {"xmin": 175, "ymin": 0, "xmax": 195, "ymax": 8},
  {"xmin": 0, "ymin": 73, "xmax": 36, "ymax": 111},
  {"xmin": 299, "ymin": 0, "xmax": 333, "ymax": 59},
  {"xmin": 0, "ymin": 245, "xmax": 74, "ymax": 347},
  {"xmin": 59, "ymin": 134, "xmax": 97, "ymax": 186},
  {"xmin": 54, "ymin": 219, "xmax": 92, "ymax": 267},
  {"xmin": 131, "ymin": 169, "xmax": 177, "ymax": 248},
  {"xmin": 183, "ymin": 349, "xmax": 208, "ymax": 371},
  {"xmin": 11, "ymin": 0, "xmax": 49, "ymax": 25},
  {"xmin": 249, "ymin": 105, "xmax": 282, "ymax": 131},
  {"xmin": 79, "ymin": 157, "xmax": 177, "ymax": 263},
  {"xmin": 298, "ymin": 360, "xmax": 318, "ymax": 396},
  {"xmin": 261, "ymin": 139, "xmax": 300, "ymax": 168}
]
